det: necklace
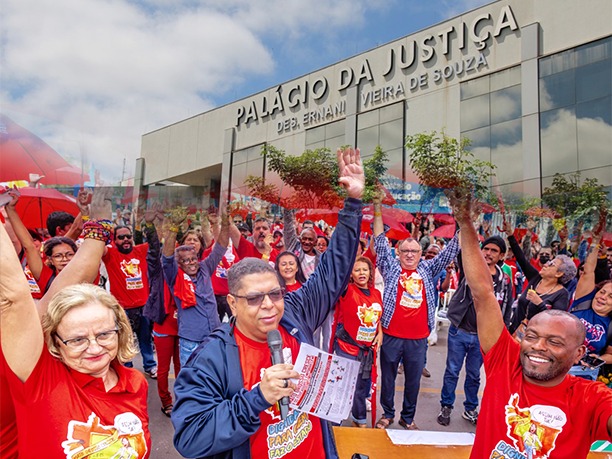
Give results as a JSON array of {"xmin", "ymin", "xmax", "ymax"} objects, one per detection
[{"xmin": 535, "ymin": 280, "xmax": 557, "ymax": 296}]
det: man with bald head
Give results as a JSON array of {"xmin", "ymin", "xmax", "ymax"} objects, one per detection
[{"xmin": 451, "ymin": 190, "xmax": 612, "ymax": 459}]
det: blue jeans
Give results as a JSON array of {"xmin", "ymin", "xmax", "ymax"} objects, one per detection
[
  {"xmin": 179, "ymin": 337, "xmax": 201, "ymax": 367},
  {"xmin": 333, "ymin": 341, "xmax": 371, "ymax": 424},
  {"xmin": 380, "ymin": 334, "xmax": 427, "ymax": 424},
  {"xmin": 440, "ymin": 325, "xmax": 483, "ymax": 411},
  {"xmin": 124, "ymin": 306, "xmax": 157, "ymax": 372}
]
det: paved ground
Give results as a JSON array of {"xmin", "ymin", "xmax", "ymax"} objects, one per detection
[{"xmin": 139, "ymin": 323, "xmax": 482, "ymax": 457}]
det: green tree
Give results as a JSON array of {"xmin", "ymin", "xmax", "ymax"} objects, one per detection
[
  {"xmin": 542, "ymin": 173, "xmax": 608, "ymax": 223},
  {"xmin": 245, "ymin": 144, "xmax": 389, "ymax": 208},
  {"xmin": 406, "ymin": 131, "xmax": 496, "ymax": 203}
]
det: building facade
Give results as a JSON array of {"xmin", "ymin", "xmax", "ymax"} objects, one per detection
[{"xmin": 139, "ymin": 0, "xmax": 612, "ymax": 212}]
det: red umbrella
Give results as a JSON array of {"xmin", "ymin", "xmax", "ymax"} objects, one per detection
[
  {"xmin": 362, "ymin": 206, "xmax": 413, "ymax": 223},
  {"xmin": 0, "ymin": 115, "xmax": 88, "ymax": 185},
  {"xmin": 361, "ymin": 208, "xmax": 411, "ymax": 240},
  {"xmin": 434, "ymin": 213, "xmax": 455, "ymax": 225},
  {"xmin": 432, "ymin": 223, "xmax": 456, "ymax": 239},
  {"xmin": 11, "ymin": 187, "xmax": 79, "ymax": 229}
]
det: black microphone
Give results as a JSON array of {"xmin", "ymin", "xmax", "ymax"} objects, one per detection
[{"xmin": 267, "ymin": 329, "xmax": 289, "ymax": 420}]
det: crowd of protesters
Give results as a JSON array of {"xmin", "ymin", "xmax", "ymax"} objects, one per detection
[{"xmin": 0, "ymin": 147, "xmax": 611, "ymax": 458}]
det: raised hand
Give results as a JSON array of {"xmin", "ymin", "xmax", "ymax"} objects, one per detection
[
  {"xmin": 89, "ymin": 187, "xmax": 113, "ymax": 221},
  {"xmin": 337, "ymin": 147, "xmax": 365, "ymax": 200}
]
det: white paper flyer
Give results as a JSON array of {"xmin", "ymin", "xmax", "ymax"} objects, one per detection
[{"xmin": 289, "ymin": 343, "xmax": 360, "ymax": 424}]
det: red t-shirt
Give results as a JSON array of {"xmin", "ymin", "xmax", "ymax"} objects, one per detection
[
  {"xmin": 203, "ymin": 244, "xmax": 239, "ymax": 296},
  {"xmin": 0, "ymin": 347, "xmax": 18, "ymax": 458},
  {"xmin": 284, "ymin": 282, "xmax": 302, "ymax": 293},
  {"xmin": 103, "ymin": 244, "xmax": 149, "ymax": 308},
  {"xmin": 6, "ymin": 349, "xmax": 151, "ymax": 458},
  {"xmin": 385, "ymin": 269, "xmax": 429, "ymax": 339},
  {"xmin": 335, "ymin": 284, "xmax": 383, "ymax": 356},
  {"xmin": 471, "ymin": 329, "xmax": 612, "ymax": 459},
  {"xmin": 236, "ymin": 238, "xmax": 279, "ymax": 265},
  {"xmin": 234, "ymin": 326, "xmax": 325, "ymax": 459}
]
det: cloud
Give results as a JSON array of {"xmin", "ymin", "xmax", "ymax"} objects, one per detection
[{"xmin": 1, "ymin": 0, "xmax": 488, "ymax": 183}]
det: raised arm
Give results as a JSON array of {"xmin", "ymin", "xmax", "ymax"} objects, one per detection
[
  {"xmin": 4, "ymin": 188, "xmax": 43, "ymax": 278},
  {"xmin": 0, "ymin": 220, "xmax": 44, "ymax": 381},
  {"xmin": 162, "ymin": 206, "xmax": 187, "ymax": 257},
  {"xmin": 575, "ymin": 210, "xmax": 607, "ymax": 300},
  {"xmin": 39, "ymin": 188, "xmax": 110, "ymax": 314},
  {"xmin": 450, "ymin": 190, "xmax": 504, "ymax": 353},
  {"xmin": 501, "ymin": 219, "xmax": 539, "ymax": 281},
  {"xmin": 282, "ymin": 208, "xmax": 300, "ymax": 252}
]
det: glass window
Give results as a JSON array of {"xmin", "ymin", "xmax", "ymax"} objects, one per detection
[
  {"xmin": 464, "ymin": 125, "xmax": 491, "ymax": 163},
  {"xmin": 325, "ymin": 120, "xmax": 345, "ymax": 139},
  {"xmin": 461, "ymin": 75, "xmax": 490, "ymax": 100},
  {"xmin": 460, "ymin": 94, "xmax": 490, "ymax": 131},
  {"xmin": 325, "ymin": 135, "xmax": 346, "ymax": 153},
  {"xmin": 356, "ymin": 125, "xmax": 378, "ymax": 157},
  {"xmin": 491, "ymin": 119, "xmax": 523, "ymax": 184},
  {"xmin": 230, "ymin": 162, "xmax": 248, "ymax": 191},
  {"xmin": 247, "ymin": 145, "xmax": 263, "ymax": 162},
  {"xmin": 386, "ymin": 148, "xmax": 404, "ymax": 179},
  {"xmin": 305, "ymin": 125, "xmax": 325, "ymax": 145},
  {"xmin": 540, "ymin": 107, "xmax": 578, "ymax": 176},
  {"xmin": 379, "ymin": 119, "xmax": 404, "ymax": 153},
  {"xmin": 232, "ymin": 149, "xmax": 248, "ymax": 165},
  {"xmin": 539, "ymin": 70, "xmax": 576, "ymax": 111},
  {"xmin": 490, "ymin": 66, "xmax": 521, "ymax": 92},
  {"xmin": 246, "ymin": 157, "xmax": 265, "ymax": 179},
  {"xmin": 358, "ymin": 109, "xmax": 379, "ymax": 129},
  {"xmin": 551, "ymin": 49, "xmax": 576, "ymax": 74},
  {"xmin": 576, "ymin": 38, "xmax": 610, "ymax": 66},
  {"xmin": 577, "ymin": 96, "xmax": 612, "ymax": 170},
  {"xmin": 491, "ymin": 85, "xmax": 521, "ymax": 125},
  {"xmin": 380, "ymin": 102, "xmax": 403, "ymax": 123},
  {"xmin": 576, "ymin": 59, "xmax": 612, "ymax": 103}
]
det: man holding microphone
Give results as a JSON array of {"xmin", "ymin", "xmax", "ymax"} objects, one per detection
[{"xmin": 172, "ymin": 147, "xmax": 364, "ymax": 459}]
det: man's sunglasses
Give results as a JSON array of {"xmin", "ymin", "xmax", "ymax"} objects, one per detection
[
  {"xmin": 116, "ymin": 234, "xmax": 133, "ymax": 240},
  {"xmin": 231, "ymin": 288, "xmax": 285, "ymax": 307}
]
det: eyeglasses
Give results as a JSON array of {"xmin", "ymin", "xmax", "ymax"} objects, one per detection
[
  {"xmin": 179, "ymin": 257, "xmax": 199, "ymax": 264},
  {"xmin": 399, "ymin": 249, "xmax": 421, "ymax": 255},
  {"xmin": 51, "ymin": 252, "xmax": 75, "ymax": 261},
  {"xmin": 232, "ymin": 287, "xmax": 286, "ymax": 307},
  {"xmin": 544, "ymin": 260, "xmax": 557, "ymax": 268},
  {"xmin": 116, "ymin": 234, "xmax": 132, "ymax": 240},
  {"xmin": 55, "ymin": 328, "xmax": 119, "ymax": 352}
]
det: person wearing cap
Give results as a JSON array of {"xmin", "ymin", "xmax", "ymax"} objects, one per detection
[{"xmin": 437, "ymin": 235, "xmax": 512, "ymax": 427}]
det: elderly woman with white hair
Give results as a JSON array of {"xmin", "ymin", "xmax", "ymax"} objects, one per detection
[
  {"xmin": 503, "ymin": 223, "xmax": 577, "ymax": 335},
  {"xmin": 0, "ymin": 191, "xmax": 150, "ymax": 458}
]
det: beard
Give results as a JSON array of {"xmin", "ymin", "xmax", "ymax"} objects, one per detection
[
  {"xmin": 117, "ymin": 244, "xmax": 133, "ymax": 254},
  {"xmin": 521, "ymin": 353, "xmax": 574, "ymax": 382}
]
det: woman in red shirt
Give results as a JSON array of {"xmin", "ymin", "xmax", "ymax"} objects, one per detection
[
  {"xmin": 275, "ymin": 251, "xmax": 306, "ymax": 292},
  {"xmin": 332, "ymin": 256, "xmax": 383, "ymax": 427}
]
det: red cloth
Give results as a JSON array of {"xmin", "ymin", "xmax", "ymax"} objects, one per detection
[
  {"xmin": 103, "ymin": 244, "xmax": 149, "ymax": 308},
  {"xmin": 236, "ymin": 238, "xmax": 279, "ymax": 264},
  {"xmin": 334, "ymin": 284, "xmax": 383, "ymax": 357},
  {"xmin": 0, "ymin": 347, "xmax": 18, "ymax": 459},
  {"xmin": 203, "ymin": 244, "xmax": 239, "ymax": 296},
  {"xmin": 385, "ymin": 269, "xmax": 429, "ymax": 339},
  {"xmin": 234, "ymin": 326, "xmax": 325, "ymax": 459},
  {"xmin": 6, "ymin": 349, "xmax": 151, "ymax": 458},
  {"xmin": 174, "ymin": 268, "xmax": 197, "ymax": 309},
  {"xmin": 284, "ymin": 282, "xmax": 302, "ymax": 293},
  {"xmin": 470, "ymin": 329, "xmax": 612, "ymax": 459}
]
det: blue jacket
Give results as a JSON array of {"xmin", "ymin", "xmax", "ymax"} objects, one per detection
[{"xmin": 172, "ymin": 198, "xmax": 362, "ymax": 459}]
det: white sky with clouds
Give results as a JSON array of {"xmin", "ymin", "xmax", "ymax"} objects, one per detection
[{"xmin": 0, "ymin": 0, "xmax": 490, "ymax": 183}]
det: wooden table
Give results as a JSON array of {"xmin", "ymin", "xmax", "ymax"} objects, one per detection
[{"xmin": 333, "ymin": 427, "xmax": 612, "ymax": 459}]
